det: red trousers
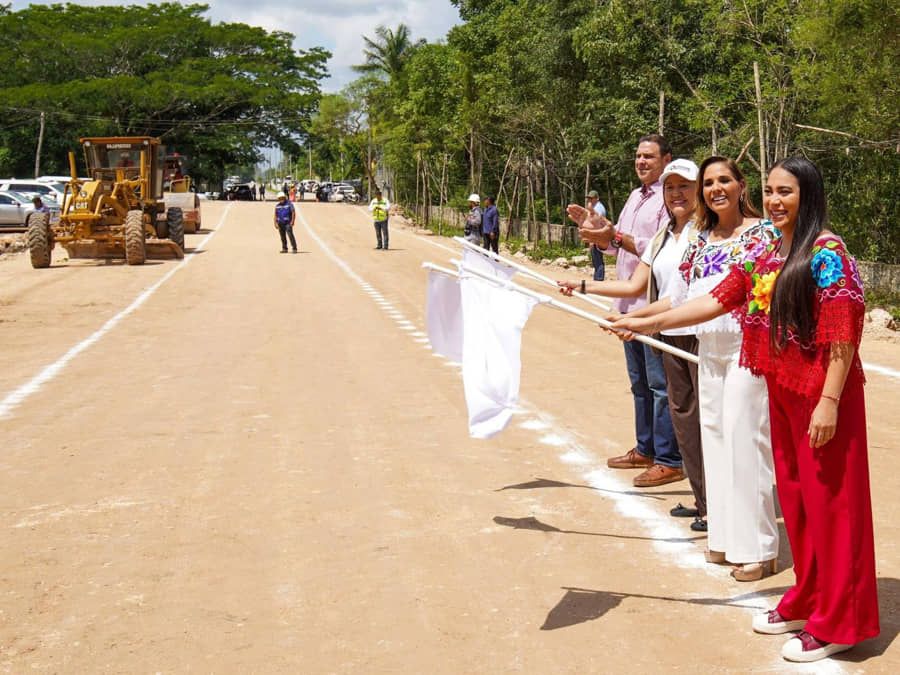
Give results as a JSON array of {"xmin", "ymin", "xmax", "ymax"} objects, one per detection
[{"xmin": 767, "ymin": 372, "xmax": 879, "ymax": 644}]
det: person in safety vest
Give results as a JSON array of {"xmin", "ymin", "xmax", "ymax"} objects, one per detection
[
  {"xmin": 369, "ymin": 188, "xmax": 391, "ymax": 250},
  {"xmin": 273, "ymin": 193, "xmax": 298, "ymax": 253}
]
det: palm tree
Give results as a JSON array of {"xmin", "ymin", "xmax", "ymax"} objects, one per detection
[{"xmin": 353, "ymin": 24, "xmax": 425, "ymax": 81}]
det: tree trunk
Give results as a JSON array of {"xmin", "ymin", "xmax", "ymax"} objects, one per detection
[{"xmin": 542, "ymin": 144, "xmax": 551, "ymax": 245}]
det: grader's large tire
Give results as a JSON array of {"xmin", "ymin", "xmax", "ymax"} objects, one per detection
[
  {"xmin": 124, "ymin": 210, "xmax": 146, "ymax": 265},
  {"xmin": 27, "ymin": 211, "xmax": 52, "ymax": 268},
  {"xmin": 166, "ymin": 207, "xmax": 185, "ymax": 252}
]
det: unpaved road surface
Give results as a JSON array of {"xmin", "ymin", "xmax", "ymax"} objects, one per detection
[{"xmin": 1, "ymin": 201, "xmax": 897, "ymax": 673}]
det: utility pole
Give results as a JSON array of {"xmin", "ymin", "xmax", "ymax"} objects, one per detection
[
  {"xmin": 34, "ymin": 111, "xmax": 45, "ymax": 178},
  {"xmin": 308, "ymin": 138, "xmax": 312, "ymax": 179},
  {"xmin": 753, "ymin": 62, "xmax": 767, "ymax": 215}
]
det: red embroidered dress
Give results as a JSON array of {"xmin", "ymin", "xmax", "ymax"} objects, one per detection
[{"xmin": 710, "ymin": 234, "xmax": 866, "ymax": 398}]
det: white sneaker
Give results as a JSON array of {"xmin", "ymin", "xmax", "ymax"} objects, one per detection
[
  {"xmin": 752, "ymin": 610, "xmax": 806, "ymax": 635},
  {"xmin": 782, "ymin": 632, "xmax": 853, "ymax": 662}
]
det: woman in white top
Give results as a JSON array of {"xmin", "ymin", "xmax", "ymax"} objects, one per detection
[
  {"xmin": 559, "ymin": 159, "xmax": 705, "ymax": 526},
  {"xmin": 619, "ymin": 157, "xmax": 780, "ymax": 581}
]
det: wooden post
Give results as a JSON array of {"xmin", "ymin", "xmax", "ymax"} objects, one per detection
[
  {"xmin": 753, "ymin": 62, "xmax": 767, "ymax": 215},
  {"xmin": 658, "ymin": 91, "xmax": 665, "ymax": 135},
  {"xmin": 34, "ymin": 111, "xmax": 45, "ymax": 178},
  {"xmin": 438, "ymin": 153, "xmax": 447, "ymax": 237},
  {"xmin": 584, "ymin": 162, "xmax": 590, "ymax": 202}
]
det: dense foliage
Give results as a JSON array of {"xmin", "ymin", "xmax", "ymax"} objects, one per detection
[
  {"xmin": 0, "ymin": 2, "xmax": 328, "ymax": 188},
  {"xmin": 335, "ymin": 0, "xmax": 898, "ymax": 263}
]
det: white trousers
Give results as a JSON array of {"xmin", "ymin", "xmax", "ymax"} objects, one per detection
[{"xmin": 698, "ymin": 332, "xmax": 778, "ymax": 563}]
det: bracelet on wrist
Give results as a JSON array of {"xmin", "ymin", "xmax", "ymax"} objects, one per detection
[
  {"xmin": 821, "ymin": 393, "xmax": 840, "ymax": 404},
  {"xmin": 580, "ymin": 279, "xmax": 586, "ymax": 294}
]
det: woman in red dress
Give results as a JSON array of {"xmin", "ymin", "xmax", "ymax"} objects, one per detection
[{"xmin": 612, "ymin": 156, "xmax": 879, "ymax": 663}]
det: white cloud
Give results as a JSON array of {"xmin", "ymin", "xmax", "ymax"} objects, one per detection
[{"xmin": 9, "ymin": 0, "xmax": 462, "ymax": 91}]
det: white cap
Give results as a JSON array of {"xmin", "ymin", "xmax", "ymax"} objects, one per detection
[
  {"xmin": 660, "ymin": 158, "xmax": 699, "ymax": 184},
  {"xmin": 468, "ymin": 193, "xmax": 480, "ymax": 203}
]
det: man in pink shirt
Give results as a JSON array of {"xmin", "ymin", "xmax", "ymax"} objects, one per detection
[{"xmin": 574, "ymin": 134, "xmax": 684, "ymax": 487}]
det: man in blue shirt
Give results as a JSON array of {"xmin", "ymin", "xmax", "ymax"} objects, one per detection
[
  {"xmin": 481, "ymin": 195, "xmax": 499, "ymax": 253},
  {"xmin": 273, "ymin": 194, "xmax": 297, "ymax": 253},
  {"xmin": 586, "ymin": 190, "xmax": 608, "ymax": 280}
]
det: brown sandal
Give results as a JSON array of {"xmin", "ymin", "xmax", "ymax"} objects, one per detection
[{"xmin": 731, "ymin": 559, "xmax": 777, "ymax": 581}]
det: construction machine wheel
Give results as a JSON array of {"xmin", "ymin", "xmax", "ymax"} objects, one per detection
[
  {"xmin": 166, "ymin": 207, "xmax": 185, "ymax": 252},
  {"xmin": 124, "ymin": 210, "xmax": 146, "ymax": 265},
  {"xmin": 27, "ymin": 211, "xmax": 52, "ymax": 268}
]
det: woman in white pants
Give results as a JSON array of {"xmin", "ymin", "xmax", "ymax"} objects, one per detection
[
  {"xmin": 680, "ymin": 157, "xmax": 779, "ymax": 580},
  {"xmin": 625, "ymin": 156, "xmax": 780, "ymax": 581}
]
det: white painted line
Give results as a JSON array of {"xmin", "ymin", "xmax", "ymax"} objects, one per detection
[
  {"xmin": 863, "ymin": 361, "xmax": 900, "ymax": 380},
  {"xmin": 0, "ymin": 205, "xmax": 234, "ymax": 419}
]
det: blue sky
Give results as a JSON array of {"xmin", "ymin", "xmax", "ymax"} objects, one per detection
[{"xmin": 9, "ymin": 1, "xmax": 462, "ymax": 91}]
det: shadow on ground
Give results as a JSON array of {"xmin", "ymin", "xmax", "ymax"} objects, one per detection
[
  {"xmin": 496, "ymin": 477, "xmax": 671, "ymax": 501},
  {"xmin": 493, "ymin": 515, "xmax": 705, "ymax": 544},
  {"xmin": 540, "ymin": 579, "xmax": 898, "ymax": 663},
  {"xmin": 540, "ymin": 585, "xmax": 788, "ymax": 631}
]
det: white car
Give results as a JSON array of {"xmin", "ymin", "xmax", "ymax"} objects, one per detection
[
  {"xmin": 0, "ymin": 179, "xmax": 67, "ymax": 203},
  {"xmin": 330, "ymin": 184, "xmax": 359, "ymax": 203},
  {"xmin": 0, "ymin": 190, "xmax": 61, "ymax": 229}
]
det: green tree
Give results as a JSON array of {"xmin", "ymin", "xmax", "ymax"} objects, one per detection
[{"xmin": 0, "ymin": 3, "xmax": 329, "ymax": 187}]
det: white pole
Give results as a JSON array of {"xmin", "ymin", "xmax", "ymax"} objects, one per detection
[
  {"xmin": 427, "ymin": 261, "xmax": 699, "ymax": 365},
  {"xmin": 452, "ymin": 236, "xmax": 614, "ymax": 312}
]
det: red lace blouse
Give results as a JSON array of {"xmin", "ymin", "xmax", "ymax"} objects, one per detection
[{"xmin": 711, "ymin": 234, "xmax": 866, "ymax": 398}]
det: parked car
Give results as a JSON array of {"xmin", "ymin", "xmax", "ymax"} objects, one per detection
[
  {"xmin": 37, "ymin": 175, "xmax": 88, "ymax": 183},
  {"xmin": 0, "ymin": 179, "xmax": 67, "ymax": 203},
  {"xmin": 331, "ymin": 184, "xmax": 360, "ymax": 203},
  {"xmin": 223, "ymin": 184, "xmax": 255, "ymax": 201},
  {"xmin": 0, "ymin": 190, "xmax": 61, "ymax": 229}
]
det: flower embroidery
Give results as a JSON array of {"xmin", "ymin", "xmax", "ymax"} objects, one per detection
[
  {"xmin": 748, "ymin": 270, "xmax": 780, "ymax": 315},
  {"xmin": 699, "ymin": 246, "xmax": 730, "ymax": 277},
  {"xmin": 811, "ymin": 247, "xmax": 844, "ymax": 288}
]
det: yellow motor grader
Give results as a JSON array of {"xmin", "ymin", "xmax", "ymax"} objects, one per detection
[{"xmin": 28, "ymin": 136, "xmax": 185, "ymax": 268}]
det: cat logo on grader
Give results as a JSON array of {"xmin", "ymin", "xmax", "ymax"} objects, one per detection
[{"xmin": 28, "ymin": 136, "xmax": 186, "ymax": 268}]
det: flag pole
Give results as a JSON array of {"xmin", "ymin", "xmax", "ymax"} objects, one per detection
[
  {"xmin": 443, "ymin": 261, "xmax": 699, "ymax": 365},
  {"xmin": 453, "ymin": 236, "xmax": 613, "ymax": 312}
]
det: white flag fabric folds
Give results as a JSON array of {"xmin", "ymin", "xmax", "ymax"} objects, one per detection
[
  {"xmin": 460, "ymin": 273, "xmax": 539, "ymax": 439},
  {"xmin": 426, "ymin": 270, "xmax": 463, "ymax": 362},
  {"xmin": 461, "ymin": 247, "xmax": 516, "ymax": 280}
]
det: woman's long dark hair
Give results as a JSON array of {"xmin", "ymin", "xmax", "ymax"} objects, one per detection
[
  {"xmin": 768, "ymin": 156, "xmax": 828, "ymax": 349},
  {"xmin": 695, "ymin": 156, "xmax": 760, "ymax": 231}
]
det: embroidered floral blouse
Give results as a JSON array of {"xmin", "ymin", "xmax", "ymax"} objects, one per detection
[
  {"xmin": 674, "ymin": 219, "xmax": 780, "ymax": 336},
  {"xmin": 710, "ymin": 233, "xmax": 866, "ymax": 398}
]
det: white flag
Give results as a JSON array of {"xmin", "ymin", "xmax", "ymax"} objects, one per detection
[
  {"xmin": 462, "ymin": 247, "xmax": 516, "ymax": 280},
  {"xmin": 426, "ymin": 271, "xmax": 463, "ymax": 362},
  {"xmin": 460, "ymin": 274, "xmax": 539, "ymax": 439}
]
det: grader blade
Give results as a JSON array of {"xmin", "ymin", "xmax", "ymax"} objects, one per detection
[
  {"xmin": 62, "ymin": 238, "xmax": 183, "ymax": 260},
  {"xmin": 145, "ymin": 238, "xmax": 184, "ymax": 259}
]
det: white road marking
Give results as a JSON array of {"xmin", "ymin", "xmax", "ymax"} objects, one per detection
[
  {"xmin": 863, "ymin": 361, "xmax": 900, "ymax": 380},
  {"xmin": 0, "ymin": 205, "xmax": 233, "ymax": 420}
]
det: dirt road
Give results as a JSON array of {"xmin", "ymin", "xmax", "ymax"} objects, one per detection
[{"xmin": 1, "ymin": 201, "xmax": 897, "ymax": 673}]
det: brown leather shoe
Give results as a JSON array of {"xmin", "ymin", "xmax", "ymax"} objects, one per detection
[
  {"xmin": 607, "ymin": 448, "xmax": 653, "ymax": 469},
  {"xmin": 632, "ymin": 464, "xmax": 686, "ymax": 487}
]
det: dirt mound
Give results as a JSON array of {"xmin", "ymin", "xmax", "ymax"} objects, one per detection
[{"xmin": 0, "ymin": 233, "xmax": 27, "ymax": 260}]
